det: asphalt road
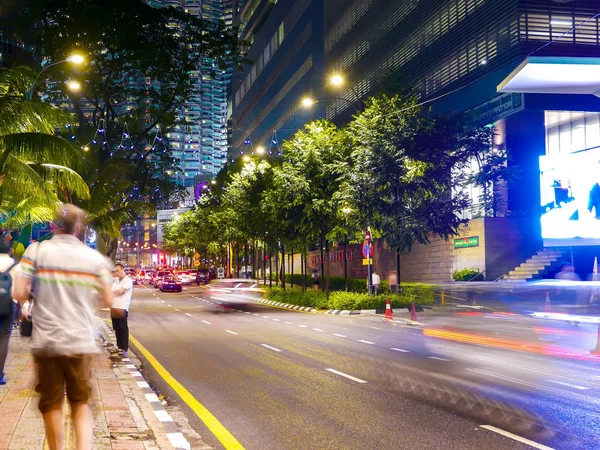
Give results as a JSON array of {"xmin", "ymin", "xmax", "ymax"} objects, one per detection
[{"xmin": 126, "ymin": 283, "xmax": 600, "ymax": 450}]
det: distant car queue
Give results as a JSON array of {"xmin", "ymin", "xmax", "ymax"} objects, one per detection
[{"xmin": 121, "ymin": 267, "xmax": 217, "ymax": 291}]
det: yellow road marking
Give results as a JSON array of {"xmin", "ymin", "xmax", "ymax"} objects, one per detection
[{"xmin": 128, "ymin": 334, "xmax": 246, "ymax": 450}]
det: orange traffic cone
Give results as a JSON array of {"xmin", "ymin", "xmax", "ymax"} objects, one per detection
[
  {"xmin": 383, "ymin": 298, "xmax": 394, "ymax": 322},
  {"xmin": 591, "ymin": 324, "xmax": 600, "ymax": 355},
  {"xmin": 545, "ymin": 291, "xmax": 551, "ymax": 312},
  {"xmin": 410, "ymin": 302, "xmax": 417, "ymax": 322}
]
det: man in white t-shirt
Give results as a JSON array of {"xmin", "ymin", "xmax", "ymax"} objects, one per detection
[{"xmin": 111, "ymin": 263, "xmax": 133, "ymax": 356}]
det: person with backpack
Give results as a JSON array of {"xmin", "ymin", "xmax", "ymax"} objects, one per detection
[{"xmin": 0, "ymin": 232, "xmax": 18, "ymax": 385}]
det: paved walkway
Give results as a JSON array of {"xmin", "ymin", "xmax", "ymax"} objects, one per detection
[{"xmin": 0, "ymin": 326, "xmax": 177, "ymax": 450}]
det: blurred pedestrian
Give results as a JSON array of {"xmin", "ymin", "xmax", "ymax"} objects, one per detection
[
  {"xmin": 312, "ymin": 269, "xmax": 319, "ymax": 290},
  {"xmin": 556, "ymin": 264, "xmax": 583, "ymax": 325},
  {"xmin": 111, "ymin": 263, "xmax": 133, "ymax": 356},
  {"xmin": 13, "ymin": 204, "xmax": 113, "ymax": 450},
  {"xmin": 0, "ymin": 232, "xmax": 18, "ymax": 385}
]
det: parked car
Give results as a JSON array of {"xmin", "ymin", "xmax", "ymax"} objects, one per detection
[
  {"xmin": 160, "ymin": 275, "xmax": 182, "ymax": 292},
  {"xmin": 196, "ymin": 268, "xmax": 213, "ymax": 285}
]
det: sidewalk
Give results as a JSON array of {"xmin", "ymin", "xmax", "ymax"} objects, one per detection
[{"xmin": 0, "ymin": 325, "xmax": 179, "ymax": 450}]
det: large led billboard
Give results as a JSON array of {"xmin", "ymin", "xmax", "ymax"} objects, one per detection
[{"xmin": 540, "ymin": 147, "xmax": 600, "ymax": 245}]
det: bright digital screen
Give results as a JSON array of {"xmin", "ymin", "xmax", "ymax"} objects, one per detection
[{"xmin": 540, "ymin": 147, "xmax": 600, "ymax": 243}]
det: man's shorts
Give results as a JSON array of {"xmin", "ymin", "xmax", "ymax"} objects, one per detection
[{"xmin": 34, "ymin": 354, "xmax": 93, "ymax": 413}]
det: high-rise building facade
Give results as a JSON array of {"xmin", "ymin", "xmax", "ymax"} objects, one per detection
[
  {"xmin": 147, "ymin": 0, "xmax": 231, "ymax": 187},
  {"xmin": 231, "ymin": 0, "xmax": 600, "ymax": 283}
]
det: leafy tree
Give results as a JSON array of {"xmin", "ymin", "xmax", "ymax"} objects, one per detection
[
  {"xmin": 343, "ymin": 94, "xmax": 470, "ymax": 284},
  {"xmin": 0, "ymin": 66, "xmax": 89, "ymax": 227},
  {"xmin": 18, "ymin": 0, "xmax": 243, "ymax": 253}
]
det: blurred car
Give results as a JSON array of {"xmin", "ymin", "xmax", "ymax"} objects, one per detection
[
  {"xmin": 153, "ymin": 270, "xmax": 171, "ymax": 288},
  {"xmin": 160, "ymin": 275, "xmax": 182, "ymax": 292},
  {"xmin": 178, "ymin": 271, "xmax": 194, "ymax": 285},
  {"xmin": 196, "ymin": 268, "xmax": 213, "ymax": 285},
  {"xmin": 125, "ymin": 268, "xmax": 138, "ymax": 285}
]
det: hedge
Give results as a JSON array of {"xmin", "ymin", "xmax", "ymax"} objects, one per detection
[
  {"xmin": 267, "ymin": 274, "xmax": 402, "ymax": 294},
  {"xmin": 264, "ymin": 286, "xmax": 436, "ymax": 311}
]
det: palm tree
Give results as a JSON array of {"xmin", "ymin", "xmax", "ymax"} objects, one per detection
[{"xmin": 0, "ymin": 66, "xmax": 89, "ymax": 227}]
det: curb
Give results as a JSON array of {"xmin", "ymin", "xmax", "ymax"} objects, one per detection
[
  {"xmin": 254, "ymin": 298, "xmax": 317, "ymax": 312},
  {"xmin": 100, "ymin": 322, "xmax": 191, "ymax": 450},
  {"xmin": 324, "ymin": 309, "xmax": 378, "ymax": 315}
]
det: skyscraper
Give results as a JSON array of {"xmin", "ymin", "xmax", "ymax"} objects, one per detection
[{"xmin": 146, "ymin": 0, "xmax": 231, "ymax": 187}]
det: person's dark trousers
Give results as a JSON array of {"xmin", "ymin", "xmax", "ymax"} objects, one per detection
[
  {"xmin": 111, "ymin": 311, "xmax": 129, "ymax": 352},
  {"xmin": 0, "ymin": 302, "xmax": 15, "ymax": 381}
]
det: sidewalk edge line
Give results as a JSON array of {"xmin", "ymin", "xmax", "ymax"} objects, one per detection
[{"xmin": 129, "ymin": 334, "xmax": 246, "ymax": 450}]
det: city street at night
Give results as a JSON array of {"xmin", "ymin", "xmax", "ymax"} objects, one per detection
[{"xmin": 126, "ymin": 284, "xmax": 600, "ymax": 450}]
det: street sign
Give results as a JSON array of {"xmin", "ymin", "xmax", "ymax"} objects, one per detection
[
  {"xmin": 194, "ymin": 260, "xmax": 200, "ymax": 267},
  {"xmin": 362, "ymin": 257, "xmax": 373, "ymax": 266},
  {"xmin": 194, "ymin": 252, "xmax": 200, "ymax": 259},
  {"xmin": 362, "ymin": 242, "xmax": 373, "ymax": 259},
  {"xmin": 365, "ymin": 229, "xmax": 371, "ymax": 245},
  {"xmin": 217, "ymin": 267, "xmax": 225, "ymax": 279}
]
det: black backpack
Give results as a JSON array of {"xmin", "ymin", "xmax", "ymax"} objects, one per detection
[{"xmin": 0, "ymin": 261, "xmax": 17, "ymax": 317}]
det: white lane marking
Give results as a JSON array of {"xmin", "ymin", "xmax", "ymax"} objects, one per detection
[
  {"xmin": 167, "ymin": 304, "xmax": 172, "ymax": 308},
  {"xmin": 154, "ymin": 410, "xmax": 173, "ymax": 422},
  {"xmin": 333, "ymin": 334, "xmax": 346, "ymax": 338},
  {"xmin": 313, "ymin": 328, "xmax": 324, "ymax": 332},
  {"xmin": 122, "ymin": 358, "xmax": 131, "ymax": 362},
  {"xmin": 262, "ymin": 316, "xmax": 270, "ymax": 319},
  {"xmin": 546, "ymin": 380, "xmax": 590, "ymax": 390},
  {"xmin": 167, "ymin": 433, "xmax": 191, "ymax": 450},
  {"xmin": 390, "ymin": 348, "xmax": 409, "ymax": 353},
  {"xmin": 175, "ymin": 308, "xmax": 180, "ymax": 312},
  {"xmin": 480, "ymin": 425, "xmax": 553, "ymax": 450},
  {"xmin": 253, "ymin": 313, "xmax": 260, "ymax": 316},
  {"xmin": 261, "ymin": 344, "xmax": 282, "ymax": 352},
  {"xmin": 185, "ymin": 313, "xmax": 192, "ymax": 317},
  {"xmin": 326, "ymin": 368, "xmax": 367, "ymax": 384},
  {"xmin": 132, "ymin": 371, "xmax": 142, "ymax": 377},
  {"xmin": 137, "ymin": 381, "xmax": 150, "ymax": 388},
  {"xmin": 201, "ymin": 320, "xmax": 211, "ymax": 325},
  {"xmin": 245, "ymin": 311, "xmax": 252, "ymax": 314},
  {"xmin": 297, "ymin": 325, "xmax": 308, "ymax": 328},
  {"xmin": 272, "ymin": 318, "xmax": 281, "ymax": 322},
  {"xmin": 125, "ymin": 364, "xmax": 136, "ymax": 369},
  {"xmin": 429, "ymin": 356, "xmax": 450, "ymax": 361},
  {"xmin": 145, "ymin": 393, "xmax": 160, "ymax": 403},
  {"xmin": 284, "ymin": 321, "xmax": 293, "ymax": 325},
  {"xmin": 161, "ymin": 300, "xmax": 165, "ymax": 303},
  {"xmin": 358, "ymin": 340, "xmax": 375, "ymax": 345},
  {"xmin": 225, "ymin": 330, "xmax": 239, "ymax": 335}
]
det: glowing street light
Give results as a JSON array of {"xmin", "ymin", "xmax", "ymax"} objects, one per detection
[
  {"xmin": 242, "ymin": 155, "xmax": 251, "ymax": 162},
  {"xmin": 210, "ymin": 179, "xmax": 217, "ymax": 185},
  {"xmin": 301, "ymin": 97, "xmax": 315, "ymax": 108},
  {"xmin": 331, "ymin": 74, "xmax": 344, "ymax": 86},
  {"xmin": 28, "ymin": 52, "xmax": 86, "ymax": 100},
  {"xmin": 66, "ymin": 54, "xmax": 85, "ymax": 65},
  {"xmin": 256, "ymin": 146, "xmax": 266, "ymax": 155},
  {"xmin": 66, "ymin": 80, "xmax": 81, "ymax": 92}
]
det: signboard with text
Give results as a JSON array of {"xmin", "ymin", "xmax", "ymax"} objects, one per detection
[
  {"xmin": 470, "ymin": 93, "xmax": 524, "ymax": 125},
  {"xmin": 454, "ymin": 236, "xmax": 480, "ymax": 249}
]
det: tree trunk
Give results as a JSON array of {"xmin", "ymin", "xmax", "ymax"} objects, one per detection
[
  {"xmin": 235, "ymin": 243, "xmax": 240, "ymax": 278},
  {"xmin": 396, "ymin": 248, "xmax": 401, "ymax": 294},
  {"xmin": 275, "ymin": 245, "xmax": 279, "ymax": 286},
  {"xmin": 325, "ymin": 239, "xmax": 330, "ymax": 301},
  {"xmin": 301, "ymin": 252, "xmax": 305, "ymax": 293},
  {"xmin": 263, "ymin": 241, "xmax": 267, "ymax": 286},
  {"xmin": 320, "ymin": 233, "xmax": 325, "ymax": 292},
  {"xmin": 291, "ymin": 248, "xmax": 294, "ymax": 288},
  {"xmin": 343, "ymin": 241, "xmax": 348, "ymax": 291},
  {"xmin": 269, "ymin": 247, "xmax": 272, "ymax": 288},
  {"xmin": 281, "ymin": 243, "xmax": 285, "ymax": 290}
]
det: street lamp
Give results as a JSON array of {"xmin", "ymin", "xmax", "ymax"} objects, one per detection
[
  {"xmin": 328, "ymin": 73, "xmax": 363, "ymax": 110},
  {"xmin": 27, "ymin": 52, "xmax": 85, "ymax": 101},
  {"xmin": 256, "ymin": 146, "xmax": 266, "ymax": 155},
  {"xmin": 66, "ymin": 80, "xmax": 81, "ymax": 92},
  {"xmin": 242, "ymin": 155, "xmax": 251, "ymax": 162}
]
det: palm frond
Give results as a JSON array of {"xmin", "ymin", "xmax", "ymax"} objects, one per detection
[{"xmin": 0, "ymin": 133, "xmax": 87, "ymax": 172}]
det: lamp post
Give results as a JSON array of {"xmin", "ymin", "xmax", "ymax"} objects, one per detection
[
  {"xmin": 27, "ymin": 53, "xmax": 85, "ymax": 101},
  {"xmin": 329, "ymin": 73, "xmax": 363, "ymax": 110},
  {"xmin": 300, "ymin": 96, "xmax": 361, "ymax": 113}
]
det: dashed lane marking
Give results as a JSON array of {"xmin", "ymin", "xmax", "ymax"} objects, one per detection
[
  {"xmin": 261, "ymin": 344, "xmax": 282, "ymax": 353},
  {"xmin": 175, "ymin": 309, "xmax": 180, "ymax": 312},
  {"xmin": 546, "ymin": 380, "xmax": 590, "ymax": 390},
  {"xmin": 333, "ymin": 334, "xmax": 346, "ymax": 338},
  {"xmin": 429, "ymin": 356, "xmax": 450, "ymax": 361},
  {"xmin": 312, "ymin": 328, "xmax": 324, "ymax": 332},
  {"xmin": 202, "ymin": 320, "xmax": 211, "ymax": 325},
  {"xmin": 185, "ymin": 313, "xmax": 192, "ymax": 317},
  {"xmin": 297, "ymin": 325, "xmax": 308, "ymax": 328},
  {"xmin": 480, "ymin": 425, "xmax": 553, "ymax": 450},
  {"xmin": 225, "ymin": 330, "xmax": 239, "ymax": 335},
  {"xmin": 326, "ymin": 368, "xmax": 367, "ymax": 384},
  {"xmin": 390, "ymin": 348, "xmax": 410, "ymax": 353},
  {"xmin": 358, "ymin": 340, "xmax": 375, "ymax": 345},
  {"xmin": 284, "ymin": 322, "xmax": 293, "ymax": 325}
]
